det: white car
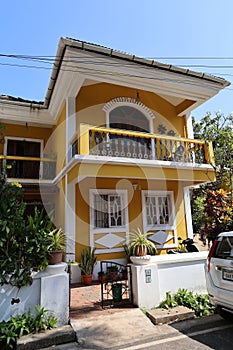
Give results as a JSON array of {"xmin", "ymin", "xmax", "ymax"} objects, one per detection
[{"xmin": 206, "ymin": 232, "xmax": 233, "ymax": 321}]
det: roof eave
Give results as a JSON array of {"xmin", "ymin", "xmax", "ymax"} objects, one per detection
[{"xmin": 44, "ymin": 37, "xmax": 230, "ymax": 108}]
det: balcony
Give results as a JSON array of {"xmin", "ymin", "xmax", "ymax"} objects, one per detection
[
  {"xmin": 0, "ymin": 155, "xmax": 56, "ymax": 181},
  {"xmin": 71, "ymin": 124, "xmax": 214, "ymax": 166}
]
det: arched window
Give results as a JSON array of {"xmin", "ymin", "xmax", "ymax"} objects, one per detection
[
  {"xmin": 103, "ymin": 97, "xmax": 155, "ymax": 133},
  {"xmin": 110, "ymin": 105, "xmax": 150, "ymax": 133}
]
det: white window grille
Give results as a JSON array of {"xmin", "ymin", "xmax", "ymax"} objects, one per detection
[
  {"xmin": 93, "ymin": 193, "xmax": 124, "ymax": 229},
  {"xmin": 142, "ymin": 191, "xmax": 175, "ymax": 231}
]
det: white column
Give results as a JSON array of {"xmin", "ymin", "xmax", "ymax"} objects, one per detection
[
  {"xmin": 66, "ymin": 96, "xmax": 76, "ymax": 163},
  {"xmin": 184, "ymin": 186, "xmax": 193, "ymax": 238},
  {"xmin": 65, "ymin": 177, "xmax": 76, "ymax": 262},
  {"xmin": 185, "ymin": 112, "xmax": 194, "ymax": 139}
]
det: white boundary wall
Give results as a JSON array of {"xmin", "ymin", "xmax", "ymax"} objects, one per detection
[
  {"xmin": 0, "ymin": 263, "xmax": 69, "ymax": 326},
  {"xmin": 131, "ymin": 252, "xmax": 208, "ymax": 309}
]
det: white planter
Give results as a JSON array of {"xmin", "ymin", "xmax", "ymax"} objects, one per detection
[
  {"xmin": 130, "ymin": 255, "xmax": 151, "ymax": 265},
  {"xmin": 45, "ymin": 262, "xmax": 67, "ymax": 275}
]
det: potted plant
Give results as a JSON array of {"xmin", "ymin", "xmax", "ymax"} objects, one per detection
[
  {"xmin": 129, "ymin": 228, "xmax": 156, "ymax": 256},
  {"xmin": 123, "ymin": 244, "xmax": 134, "ymax": 263},
  {"xmin": 121, "ymin": 267, "xmax": 128, "ymax": 280},
  {"xmin": 78, "ymin": 247, "xmax": 97, "ymax": 285},
  {"xmin": 106, "ymin": 265, "xmax": 119, "ymax": 281},
  {"xmin": 47, "ymin": 228, "xmax": 66, "ymax": 265},
  {"xmin": 98, "ymin": 271, "xmax": 107, "ymax": 283}
]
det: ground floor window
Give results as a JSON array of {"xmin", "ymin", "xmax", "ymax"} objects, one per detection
[
  {"xmin": 93, "ymin": 193, "xmax": 124, "ymax": 228},
  {"xmin": 142, "ymin": 190, "xmax": 175, "ymax": 231},
  {"xmin": 90, "ymin": 189, "xmax": 128, "ymax": 254}
]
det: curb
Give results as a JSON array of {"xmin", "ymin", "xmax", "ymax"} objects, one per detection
[
  {"xmin": 146, "ymin": 306, "xmax": 195, "ymax": 325},
  {"xmin": 17, "ymin": 325, "xmax": 76, "ymax": 350}
]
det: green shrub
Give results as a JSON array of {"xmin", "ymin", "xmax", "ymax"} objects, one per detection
[
  {"xmin": 159, "ymin": 289, "xmax": 215, "ymax": 317},
  {"xmin": 0, "ymin": 177, "xmax": 56, "ymax": 288},
  {"xmin": 0, "ymin": 305, "xmax": 57, "ymax": 349}
]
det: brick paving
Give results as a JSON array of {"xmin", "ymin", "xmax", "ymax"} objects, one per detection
[{"xmin": 69, "ymin": 282, "xmax": 134, "ymax": 320}]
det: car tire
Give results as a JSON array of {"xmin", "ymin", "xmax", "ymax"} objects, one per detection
[{"xmin": 216, "ymin": 306, "xmax": 233, "ymax": 322}]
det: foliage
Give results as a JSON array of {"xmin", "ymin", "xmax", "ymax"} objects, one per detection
[
  {"xmin": 0, "ymin": 305, "xmax": 57, "ymax": 350},
  {"xmin": 78, "ymin": 247, "xmax": 97, "ymax": 275},
  {"xmin": 190, "ymin": 195, "xmax": 207, "ymax": 233},
  {"xmin": 0, "ymin": 177, "xmax": 60, "ymax": 287},
  {"xmin": 24, "ymin": 207, "xmax": 55, "ymax": 272},
  {"xmin": 191, "ymin": 112, "xmax": 233, "ymax": 237},
  {"xmin": 175, "ymin": 237, "xmax": 187, "ymax": 253},
  {"xmin": 202, "ymin": 189, "xmax": 233, "ymax": 242},
  {"xmin": 193, "ymin": 112, "xmax": 233, "ymax": 185},
  {"xmin": 129, "ymin": 228, "xmax": 157, "ymax": 256},
  {"xmin": 123, "ymin": 243, "xmax": 134, "ymax": 263},
  {"xmin": 0, "ymin": 180, "xmax": 27, "ymax": 287},
  {"xmin": 159, "ymin": 289, "xmax": 215, "ymax": 317},
  {"xmin": 159, "ymin": 291, "xmax": 178, "ymax": 309},
  {"xmin": 47, "ymin": 228, "xmax": 66, "ymax": 252}
]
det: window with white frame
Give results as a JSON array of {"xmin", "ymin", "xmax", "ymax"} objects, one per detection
[
  {"xmin": 91, "ymin": 191, "xmax": 125, "ymax": 229},
  {"xmin": 142, "ymin": 191, "xmax": 175, "ymax": 230}
]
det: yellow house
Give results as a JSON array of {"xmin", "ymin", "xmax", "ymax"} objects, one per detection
[{"xmin": 0, "ymin": 37, "xmax": 230, "ymax": 264}]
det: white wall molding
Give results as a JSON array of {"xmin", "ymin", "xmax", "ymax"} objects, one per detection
[{"xmin": 184, "ymin": 186, "xmax": 194, "ymax": 238}]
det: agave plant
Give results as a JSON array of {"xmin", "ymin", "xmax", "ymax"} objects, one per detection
[
  {"xmin": 78, "ymin": 247, "xmax": 97, "ymax": 275},
  {"xmin": 129, "ymin": 228, "xmax": 157, "ymax": 256}
]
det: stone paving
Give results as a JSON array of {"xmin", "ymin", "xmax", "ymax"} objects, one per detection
[{"xmin": 69, "ymin": 282, "xmax": 134, "ymax": 320}]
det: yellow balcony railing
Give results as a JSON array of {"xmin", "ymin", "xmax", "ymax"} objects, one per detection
[
  {"xmin": 70, "ymin": 124, "xmax": 214, "ymax": 166},
  {"xmin": 0, "ymin": 155, "xmax": 56, "ymax": 180}
]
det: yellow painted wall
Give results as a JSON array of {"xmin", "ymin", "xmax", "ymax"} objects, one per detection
[
  {"xmin": 74, "ymin": 177, "xmax": 188, "ymax": 261},
  {"xmin": 68, "ymin": 162, "xmax": 215, "ymax": 186},
  {"xmin": 76, "ymin": 83, "xmax": 186, "ymax": 137}
]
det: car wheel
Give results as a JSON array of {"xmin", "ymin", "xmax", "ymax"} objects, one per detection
[{"xmin": 216, "ymin": 306, "xmax": 233, "ymax": 322}]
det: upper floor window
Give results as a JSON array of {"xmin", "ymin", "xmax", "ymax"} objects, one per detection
[
  {"xmin": 110, "ymin": 106, "xmax": 150, "ymax": 133},
  {"xmin": 103, "ymin": 97, "xmax": 155, "ymax": 134},
  {"xmin": 5, "ymin": 138, "xmax": 42, "ymax": 179}
]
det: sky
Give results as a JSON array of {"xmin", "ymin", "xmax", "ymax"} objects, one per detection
[{"xmin": 1, "ymin": 0, "xmax": 233, "ymax": 120}]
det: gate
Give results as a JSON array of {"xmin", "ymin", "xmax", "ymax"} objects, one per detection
[{"xmin": 100, "ymin": 261, "xmax": 133, "ymax": 309}]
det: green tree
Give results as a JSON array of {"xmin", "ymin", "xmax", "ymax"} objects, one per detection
[
  {"xmin": 0, "ymin": 178, "xmax": 53, "ymax": 288},
  {"xmin": 0, "ymin": 179, "xmax": 27, "ymax": 286},
  {"xmin": 193, "ymin": 112, "xmax": 233, "ymax": 191},
  {"xmin": 191, "ymin": 112, "xmax": 233, "ymax": 236},
  {"xmin": 203, "ymin": 189, "xmax": 233, "ymax": 242}
]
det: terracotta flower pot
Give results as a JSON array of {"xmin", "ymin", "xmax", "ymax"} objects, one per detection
[
  {"xmin": 135, "ymin": 244, "xmax": 147, "ymax": 256},
  {"xmin": 98, "ymin": 274, "xmax": 107, "ymax": 283},
  {"xmin": 82, "ymin": 274, "xmax": 93, "ymax": 285},
  {"xmin": 48, "ymin": 250, "xmax": 63, "ymax": 265}
]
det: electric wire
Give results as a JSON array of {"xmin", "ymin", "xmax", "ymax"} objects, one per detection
[{"xmin": 1, "ymin": 53, "xmax": 233, "ymax": 96}]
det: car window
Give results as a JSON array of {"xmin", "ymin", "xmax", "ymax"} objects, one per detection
[{"xmin": 213, "ymin": 237, "xmax": 233, "ymax": 259}]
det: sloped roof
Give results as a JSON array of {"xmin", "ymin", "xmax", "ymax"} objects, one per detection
[{"xmin": 44, "ymin": 37, "xmax": 230, "ymax": 107}]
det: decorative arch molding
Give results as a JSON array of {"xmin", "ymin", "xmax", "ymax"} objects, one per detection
[
  {"xmin": 103, "ymin": 97, "xmax": 155, "ymax": 133},
  {"xmin": 103, "ymin": 97, "xmax": 155, "ymax": 119}
]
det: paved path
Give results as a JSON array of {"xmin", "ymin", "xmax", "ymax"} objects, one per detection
[
  {"xmin": 36, "ymin": 283, "xmax": 233, "ymax": 350},
  {"xmin": 71, "ymin": 308, "xmax": 172, "ymax": 349},
  {"xmin": 69, "ymin": 313, "xmax": 233, "ymax": 350},
  {"xmin": 70, "ymin": 282, "xmax": 134, "ymax": 320}
]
